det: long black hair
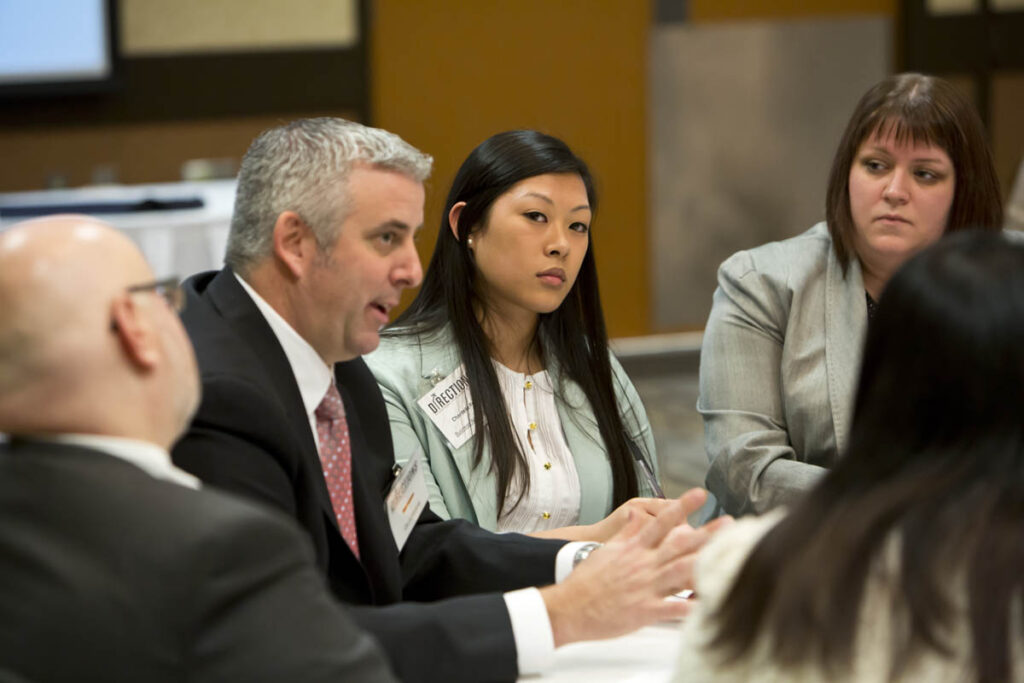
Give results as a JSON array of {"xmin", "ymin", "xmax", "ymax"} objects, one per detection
[
  {"xmin": 387, "ymin": 130, "xmax": 640, "ymax": 512},
  {"xmin": 708, "ymin": 231, "xmax": 1024, "ymax": 680}
]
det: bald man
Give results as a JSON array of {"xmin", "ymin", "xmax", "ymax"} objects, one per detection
[{"xmin": 0, "ymin": 216, "xmax": 396, "ymax": 682}]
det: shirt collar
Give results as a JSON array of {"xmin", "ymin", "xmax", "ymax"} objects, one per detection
[
  {"xmin": 234, "ymin": 272, "xmax": 334, "ymax": 417},
  {"xmin": 43, "ymin": 433, "xmax": 200, "ymax": 489}
]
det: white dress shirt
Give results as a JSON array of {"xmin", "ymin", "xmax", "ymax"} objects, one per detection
[
  {"xmin": 234, "ymin": 273, "xmax": 585, "ymax": 675},
  {"xmin": 494, "ymin": 362, "xmax": 581, "ymax": 532},
  {"xmin": 235, "ymin": 274, "xmax": 336, "ymax": 429}
]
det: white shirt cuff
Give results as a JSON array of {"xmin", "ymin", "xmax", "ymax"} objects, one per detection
[
  {"xmin": 502, "ymin": 543, "xmax": 592, "ymax": 676},
  {"xmin": 503, "ymin": 587, "xmax": 555, "ymax": 675},
  {"xmin": 554, "ymin": 541, "xmax": 590, "ymax": 583}
]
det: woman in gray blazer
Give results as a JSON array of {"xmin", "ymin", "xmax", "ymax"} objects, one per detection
[
  {"xmin": 367, "ymin": 131, "xmax": 664, "ymax": 540},
  {"xmin": 677, "ymin": 233, "xmax": 1024, "ymax": 682},
  {"xmin": 700, "ymin": 73, "xmax": 1004, "ymax": 516}
]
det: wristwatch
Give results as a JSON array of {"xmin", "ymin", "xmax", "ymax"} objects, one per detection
[{"xmin": 572, "ymin": 542, "xmax": 602, "ymax": 569}]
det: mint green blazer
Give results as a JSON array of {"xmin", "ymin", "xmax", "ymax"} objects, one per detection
[{"xmin": 365, "ymin": 326, "xmax": 659, "ymax": 531}]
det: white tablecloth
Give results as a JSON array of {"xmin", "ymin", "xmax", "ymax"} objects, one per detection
[
  {"xmin": 521, "ymin": 622, "xmax": 681, "ymax": 682},
  {"xmin": 0, "ymin": 180, "xmax": 237, "ymax": 280}
]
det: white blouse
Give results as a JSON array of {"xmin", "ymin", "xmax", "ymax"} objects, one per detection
[{"xmin": 492, "ymin": 362, "xmax": 581, "ymax": 533}]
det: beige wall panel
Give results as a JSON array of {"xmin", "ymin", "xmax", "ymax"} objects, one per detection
[
  {"xmin": 927, "ymin": 0, "xmax": 1024, "ymax": 10},
  {"xmin": 0, "ymin": 112, "xmax": 355, "ymax": 192},
  {"xmin": 373, "ymin": 0, "xmax": 651, "ymax": 337},
  {"xmin": 650, "ymin": 16, "xmax": 890, "ymax": 330},
  {"xmin": 992, "ymin": 72, "xmax": 1024, "ymax": 200},
  {"xmin": 925, "ymin": 0, "xmax": 980, "ymax": 14},
  {"xmin": 120, "ymin": 0, "xmax": 358, "ymax": 55}
]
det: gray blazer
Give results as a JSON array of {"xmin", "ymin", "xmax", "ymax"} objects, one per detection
[
  {"xmin": 699, "ymin": 223, "xmax": 866, "ymax": 516},
  {"xmin": 365, "ymin": 326, "xmax": 659, "ymax": 531}
]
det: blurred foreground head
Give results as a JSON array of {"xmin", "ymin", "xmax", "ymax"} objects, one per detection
[
  {"xmin": 854, "ymin": 230, "xmax": 1024, "ymax": 458},
  {"xmin": 712, "ymin": 232, "xmax": 1024, "ymax": 681},
  {"xmin": 0, "ymin": 215, "xmax": 199, "ymax": 448}
]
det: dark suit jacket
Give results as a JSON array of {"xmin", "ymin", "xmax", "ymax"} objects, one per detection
[
  {"xmin": 172, "ymin": 268, "xmax": 567, "ymax": 683},
  {"xmin": 0, "ymin": 439, "xmax": 395, "ymax": 683}
]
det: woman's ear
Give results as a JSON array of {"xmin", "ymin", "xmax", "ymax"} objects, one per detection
[{"xmin": 448, "ymin": 202, "xmax": 467, "ymax": 242}]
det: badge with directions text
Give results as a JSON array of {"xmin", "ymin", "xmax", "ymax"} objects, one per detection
[{"xmin": 416, "ymin": 365, "xmax": 476, "ymax": 449}]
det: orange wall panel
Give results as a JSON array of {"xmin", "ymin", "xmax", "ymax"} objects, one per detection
[
  {"xmin": 372, "ymin": 0, "xmax": 651, "ymax": 336},
  {"xmin": 0, "ymin": 112, "xmax": 355, "ymax": 192}
]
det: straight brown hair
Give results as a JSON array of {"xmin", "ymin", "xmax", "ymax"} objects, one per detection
[{"xmin": 825, "ymin": 73, "xmax": 1003, "ymax": 273}]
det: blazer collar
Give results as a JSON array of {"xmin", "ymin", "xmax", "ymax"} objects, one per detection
[
  {"xmin": 824, "ymin": 247, "xmax": 868, "ymax": 456},
  {"xmin": 404, "ymin": 327, "xmax": 502, "ymax": 527},
  {"xmin": 202, "ymin": 269, "xmax": 336, "ymax": 520},
  {"xmin": 233, "ymin": 272, "xmax": 333, "ymax": 417},
  {"xmin": 404, "ymin": 326, "xmax": 607, "ymax": 528}
]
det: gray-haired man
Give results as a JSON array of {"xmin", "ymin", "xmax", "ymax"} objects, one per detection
[{"xmin": 172, "ymin": 118, "xmax": 721, "ymax": 683}]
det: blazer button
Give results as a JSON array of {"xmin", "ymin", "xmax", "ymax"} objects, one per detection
[{"xmin": 541, "ymin": 511, "xmax": 551, "ymax": 520}]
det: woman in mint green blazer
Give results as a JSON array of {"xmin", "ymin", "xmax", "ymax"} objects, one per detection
[{"xmin": 366, "ymin": 131, "xmax": 664, "ymax": 541}]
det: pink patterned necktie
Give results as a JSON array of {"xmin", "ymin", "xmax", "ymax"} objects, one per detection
[{"xmin": 315, "ymin": 383, "xmax": 360, "ymax": 559}]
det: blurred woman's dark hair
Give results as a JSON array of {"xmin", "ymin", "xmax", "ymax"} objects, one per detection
[
  {"xmin": 386, "ymin": 130, "xmax": 641, "ymax": 511},
  {"xmin": 709, "ymin": 231, "xmax": 1024, "ymax": 681},
  {"xmin": 825, "ymin": 73, "xmax": 1004, "ymax": 273}
]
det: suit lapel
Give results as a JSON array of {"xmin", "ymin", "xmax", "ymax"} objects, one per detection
[
  {"xmin": 334, "ymin": 364, "xmax": 400, "ymax": 602},
  {"xmin": 823, "ymin": 249, "xmax": 868, "ymax": 456},
  {"xmin": 204, "ymin": 270, "xmax": 338, "ymax": 528}
]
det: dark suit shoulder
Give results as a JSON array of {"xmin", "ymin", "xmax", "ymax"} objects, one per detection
[
  {"xmin": 181, "ymin": 270, "xmax": 267, "ymax": 372},
  {"xmin": 172, "ymin": 372, "xmax": 312, "ymax": 519},
  {"xmin": 174, "ymin": 269, "xmax": 317, "ymax": 517},
  {"xmin": 1, "ymin": 442, "xmax": 298, "ymax": 551},
  {"xmin": 0, "ymin": 442, "xmax": 397, "ymax": 683}
]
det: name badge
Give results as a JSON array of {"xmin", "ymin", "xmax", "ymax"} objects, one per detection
[
  {"xmin": 416, "ymin": 365, "xmax": 476, "ymax": 449},
  {"xmin": 385, "ymin": 449, "xmax": 429, "ymax": 552}
]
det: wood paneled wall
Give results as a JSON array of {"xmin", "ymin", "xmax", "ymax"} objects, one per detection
[
  {"xmin": 371, "ymin": 0, "xmax": 652, "ymax": 336},
  {"xmin": 688, "ymin": 0, "xmax": 896, "ymax": 21},
  {"xmin": 0, "ymin": 113, "xmax": 353, "ymax": 191},
  {"xmin": 11, "ymin": 1, "xmax": 1020, "ymax": 336}
]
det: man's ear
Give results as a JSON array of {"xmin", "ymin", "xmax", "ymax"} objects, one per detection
[
  {"xmin": 272, "ymin": 211, "xmax": 318, "ymax": 278},
  {"xmin": 448, "ymin": 202, "xmax": 467, "ymax": 242},
  {"xmin": 110, "ymin": 294, "xmax": 159, "ymax": 370}
]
